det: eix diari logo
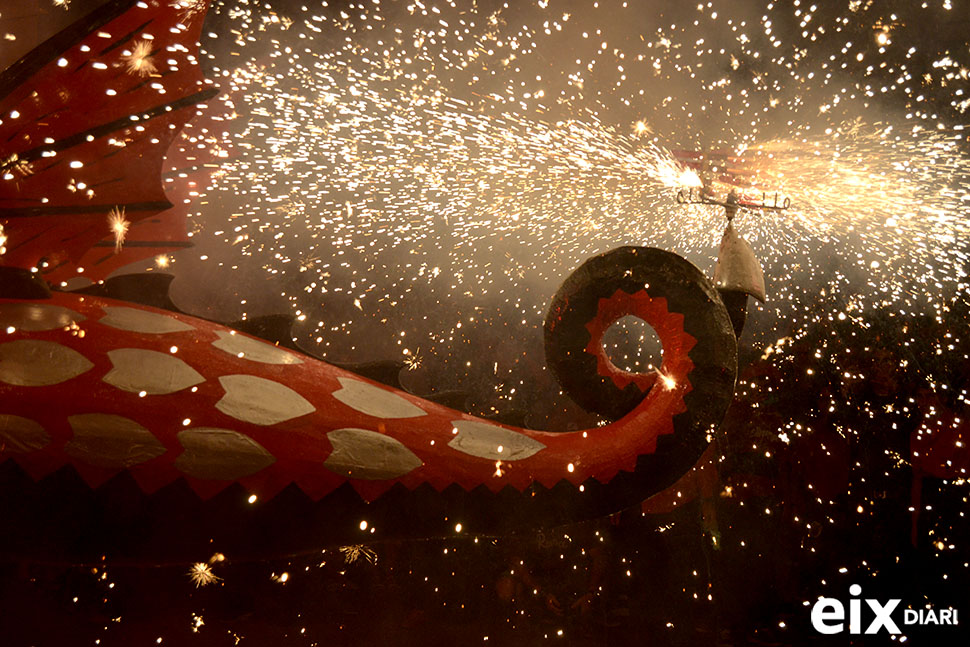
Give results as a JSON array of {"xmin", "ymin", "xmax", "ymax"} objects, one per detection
[{"xmin": 811, "ymin": 584, "xmax": 959, "ymax": 635}]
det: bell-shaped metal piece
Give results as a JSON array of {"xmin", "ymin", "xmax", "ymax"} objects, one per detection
[{"xmin": 714, "ymin": 223, "xmax": 766, "ymax": 303}]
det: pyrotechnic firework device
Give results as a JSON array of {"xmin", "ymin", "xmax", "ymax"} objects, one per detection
[
  {"xmin": 674, "ymin": 185, "xmax": 791, "ymax": 336},
  {"xmin": 675, "ymin": 187, "xmax": 791, "ymax": 221}
]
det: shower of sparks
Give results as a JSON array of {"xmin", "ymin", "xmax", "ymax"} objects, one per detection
[
  {"xmin": 172, "ymin": 0, "xmax": 207, "ymax": 20},
  {"xmin": 173, "ymin": 0, "xmax": 970, "ymax": 424},
  {"xmin": 108, "ymin": 206, "xmax": 129, "ymax": 254},
  {"xmin": 187, "ymin": 562, "xmax": 221, "ymax": 588},
  {"xmin": 123, "ymin": 40, "xmax": 157, "ymax": 77},
  {"xmin": 339, "ymin": 544, "xmax": 378, "ymax": 565}
]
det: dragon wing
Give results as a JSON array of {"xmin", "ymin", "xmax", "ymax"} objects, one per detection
[{"xmin": 0, "ymin": 0, "xmax": 216, "ymax": 283}]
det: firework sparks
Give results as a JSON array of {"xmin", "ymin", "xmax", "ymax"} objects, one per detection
[
  {"xmin": 1, "ymin": 153, "xmax": 32, "ymax": 179},
  {"xmin": 404, "ymin": 350, "xmax": 422, "ymax": 371},
  {"xmin": 339, "ymin": 544, "xmax": 378, "ymax": 565},
  {"xmin": 123, "ymin": 40, "xmax": 157, "ymax": 77},
  {"xmin": 187, "ymin": 562, "xmax": 221, "ymax": 588},
  {"xmin": 169, "ymin": 0, "xmax": 970, "ymax": 431},
  {"xmin": 108, "ymin": 207, "xmax": 129, "ymax": 254},
  {"xmin": 656, "ymin": 370, "xmax": 677, "ymax": 391},
  {"xmin": 171, "ymin": 0, "xmax": 206, "ymax": 20}
]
